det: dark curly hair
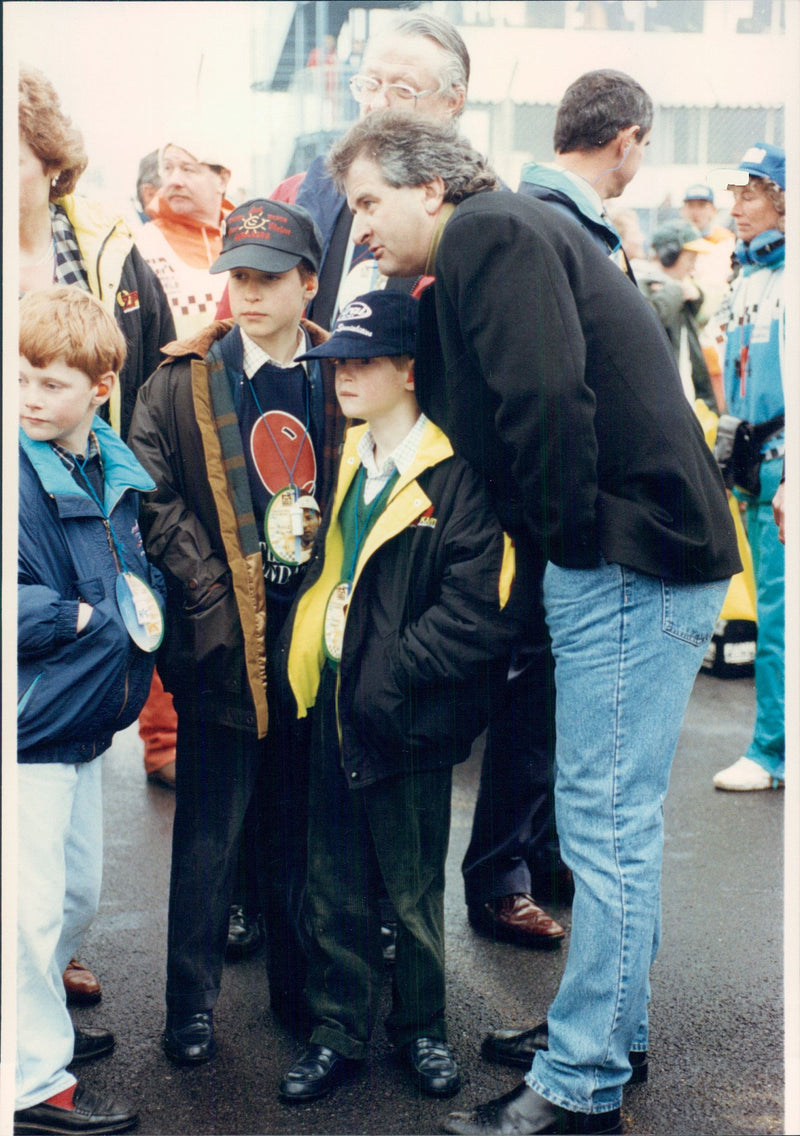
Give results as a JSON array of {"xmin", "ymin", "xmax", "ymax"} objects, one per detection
[{"xmin": 19, "ymin": 65, "xmax": 88, "ymax": 200}]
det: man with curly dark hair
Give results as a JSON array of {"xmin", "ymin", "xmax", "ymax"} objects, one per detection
[{"xmin": 330, "ymin": 110, "xmax": 740, "ymax": 1135}]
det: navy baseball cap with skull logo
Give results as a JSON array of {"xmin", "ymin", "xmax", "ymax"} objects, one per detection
[{"xmin": 210, "ymin": 198, "xmax": 322, "ymax": 275}]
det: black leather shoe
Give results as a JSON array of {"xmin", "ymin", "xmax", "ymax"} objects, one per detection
[
  {"xmin": 225, "ymin": 905, "xmax": 264, "ymax": 961},
  {"xmin": 163, "ymin": 1011, "xmax": 215, "ymax": 1064},
  {"xmin": 403, "ymin": 1036, "xmax": 461, "ymax": 1097},
  {"xmin": 481, "ymin": 1022, "xmax": 647, "ymax": 1085},
  {"xmin": 279, "ymin": 1044, "xmax": 359, "ymax": 1102},
  {"xmin": 444, "ymin": 1082, "xmax": 622, "ymax": 1135},
  {"xmin": 71, "ymin": 1026, "xmax": 115, "ymax": 1064},
  {"xmin": 14, "ymin": 1083, "xmax": 138, "ymax": 1134}
]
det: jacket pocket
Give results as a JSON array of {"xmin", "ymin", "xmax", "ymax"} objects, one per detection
[
  {"xmin": 76, "ymin": 576, "xmax": 106, "ymax": 605},
  {"xmin": 17, "ymin": 601, "xmax": 133, "ymax": 751}
]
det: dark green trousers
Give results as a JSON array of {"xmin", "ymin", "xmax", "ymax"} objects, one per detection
[{"xmin": 306, "ymin": 666, "xmax": 452, "ymax": 1059}]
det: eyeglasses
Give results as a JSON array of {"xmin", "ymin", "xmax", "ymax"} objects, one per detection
[{"xmin": 349, "ymin": 74, "xmax": 438, "ymax": 105}]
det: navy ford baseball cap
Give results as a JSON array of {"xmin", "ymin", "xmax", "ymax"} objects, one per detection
[
  {"xmin": 210, "ymin": 198, "xmax": 322, "ymax": 275},
  {"xmin": 298, "ymin": 291, "xmax": 418, "ymax": 360}
]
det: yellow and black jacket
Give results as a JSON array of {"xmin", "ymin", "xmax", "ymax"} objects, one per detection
[{"xmin": 279, "ymin": 419, "xmax": 516, "ymax": 787}]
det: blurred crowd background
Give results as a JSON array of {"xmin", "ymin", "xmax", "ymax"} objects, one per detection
[{"xmin": 6, "ymin": 0, "xmax": 797, "ymax": 251}]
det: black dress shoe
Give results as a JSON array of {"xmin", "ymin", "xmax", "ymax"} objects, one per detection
[
  {"xmin": 163, "ymin": 1011, "xmax": 215, "ymax": 1064},
  {"xmin": 444, "ymin": 1082, "xmax": 622, "ymax": 1135},
  {"xmin": 14, "ymin": 1083, "xmax": 138, "ymax": 1134},
  {"xmin": 481, "ymin": 1022, "xmax": 647, "ymax": 1085},
  {"xmin": 225, "ymin": 905, "xmax": 264, "ymax": 961},
  {"xmin": 71, "ymin": 1026, "xmax": 115, "ymax": 1064},
  {"xmin": 279, "ymin": 1044, "xmax": 359, "ymax": 1102},
  {"xmin": 403, "ymin": 1037, "xmax": 461, "ymax": 1097}
]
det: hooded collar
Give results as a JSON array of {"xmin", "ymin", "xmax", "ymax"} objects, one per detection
[{"xmin": 145, "ymin": 190, "xmax": 234, "ymax": 237}]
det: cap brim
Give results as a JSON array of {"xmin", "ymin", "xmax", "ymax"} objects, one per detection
[
  {"xmin": 683, "ymin": 239, "xmax": 712, "ymax": 253},
  {"xmin": 210, "ymin": 246, "xmax": 302, "ymax": 274},
  {"xmin": 298, "ymin": 332, "xmax": 404, "ymax": 361},
  {"xmin": 709, "ymin": 167, "xmax": 754, "ymax": 189}
]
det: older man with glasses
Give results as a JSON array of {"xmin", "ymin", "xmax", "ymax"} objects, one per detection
[
  {"xmin": 267, "ymin": 11, "xmax": 469, "ymax": 330},
  {"xmin": 251, "ymin": 9, "xmax": 570, "ymax": 963}
]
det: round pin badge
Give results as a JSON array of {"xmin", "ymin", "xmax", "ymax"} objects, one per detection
[
  {"xmin": 323, "ymin": 581, "xmax": 351, "ymax": 662},
  {"xmin": 115, "ymin": 572, "xmax": 164, "ymax": 652},
  {"xmin": 265, "ymin": 487, "xmax": 319, "ymax": 565}
]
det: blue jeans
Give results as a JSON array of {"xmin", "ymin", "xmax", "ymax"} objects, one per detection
[
  {"xmin": 527, "ymin": 561, "xmax": 729, "ymax": 1114},
  {"xmin": 16, "ymin": 758, "xmax": 104, "ymax": 1109},
  {"xmin": 741, "ymin": 457, "xmax": 785, "ymax": 779}
]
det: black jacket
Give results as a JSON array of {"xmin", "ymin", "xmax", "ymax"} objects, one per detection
[
  {"xmin": 416, "ymin": 190, "xmax": 740, "ymax": 584},
  {"xmin": 279, "ymin": 421, "xmax": 516, "ymax": 787}
]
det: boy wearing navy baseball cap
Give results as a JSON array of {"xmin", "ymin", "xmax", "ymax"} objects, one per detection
[
  {"xmin": 128, "ymin": 200, "xmax": 345, "ymax": 1061},
  {"xmin": 277, "ymin": 291, "xmax": 517, "ymax": 1103}
]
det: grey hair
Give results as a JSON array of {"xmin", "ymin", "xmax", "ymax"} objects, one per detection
[
  {"xmin": 389, "ymin": 11, "xmax": 470, "ymax": 95},
  {"xmin": 327, "ymin": 110, "xmax": 499, "ymax": 203}
]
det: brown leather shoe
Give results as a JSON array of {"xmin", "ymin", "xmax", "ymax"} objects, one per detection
[
  {"xmin": 63, "ymin": 958, "xmax": 102, "ymax": 1005},
  {"xmin": 468, "ymin": 894, "xmax": 565, "ymax": 949}
]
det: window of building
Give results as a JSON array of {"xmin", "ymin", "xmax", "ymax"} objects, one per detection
[{"xmin": 513, "ymin": 103, "xmax": 559, "ymax": 157}]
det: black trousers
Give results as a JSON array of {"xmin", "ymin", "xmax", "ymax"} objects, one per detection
[
  {"xmin": 165, "ymin": 708, "xmax": 309, "ymax": 1020},
  {"xmin": 305, "ymin": 666, "xmax": 452, "ymax": 1059},
  {"xmin": 462, "ymin": 549, "xmax": 562, "ymax": 907},
  {"xmin": 165, "ymin": 598, "xmax": 309, "ymax": 1022}
]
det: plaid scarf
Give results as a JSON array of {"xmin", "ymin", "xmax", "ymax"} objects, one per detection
[{"xmin": 51, "ymin": 203, "xmax": 90, "ymax": 289}]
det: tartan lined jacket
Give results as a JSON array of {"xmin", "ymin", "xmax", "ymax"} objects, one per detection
[{"xmin": 128, "ymin": 319, "xmax": 341, "ymax": 737}]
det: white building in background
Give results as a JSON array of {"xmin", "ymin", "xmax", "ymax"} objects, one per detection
[{"xmin": 248, "ymin": 0, "xmax": 790, "ymax": 230}]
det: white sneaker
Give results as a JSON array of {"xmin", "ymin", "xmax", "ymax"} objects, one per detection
[{"xmin": 713, "ymin": 755, "xmax": 784, "ymax": 791}]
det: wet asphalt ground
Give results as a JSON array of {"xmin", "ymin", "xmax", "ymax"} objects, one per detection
[{"xmin": 28, "ymin": 670, "xmax": 782, "ymax": 1136}]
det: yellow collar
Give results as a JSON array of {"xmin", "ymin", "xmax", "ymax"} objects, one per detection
[{"xmin": 425, "ymin": 203, "xmax": 456, "ymax": 276}]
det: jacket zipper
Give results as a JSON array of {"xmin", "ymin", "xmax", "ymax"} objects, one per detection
[
  {"xmin": 94, "ymin": 225, "xmax": 115, "ymax": 300},
  {"xmin": 102, "ymin": 519, "xmax": 132, "ymax": 720},
  {"xmin": 335, "ymin": 667, "xmax": 344, "ymax": 756},
  {"xmin": 115, "ymin": 669, "xmax": 130, "ymax": 719}
]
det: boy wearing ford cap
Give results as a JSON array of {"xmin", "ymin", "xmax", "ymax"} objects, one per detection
[
  {"xmin": 275, "ymin": 290, "xmax": 517, "ymax": 1103},
  {"xmin": 128, "ymin": 199, "xmax": 344, "ymax": 1062}
]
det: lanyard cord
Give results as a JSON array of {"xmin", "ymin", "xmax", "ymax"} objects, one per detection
[
  {"xmin": 246, "ymin": 367, "xmax": 311, "ymax": 495},
  {"xmin": 347, "ymin": 466, "xmax": 387, "ymax": 585},
  {"xmin": 74, "ymin": 451, "xmax": 130, "ymax": 573},
  {"xmin": 737, "ymin": 267, "xmax": 781, "ymax": 400}
]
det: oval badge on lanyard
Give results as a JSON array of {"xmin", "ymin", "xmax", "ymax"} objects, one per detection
[
  {"xmin": 323, "ymin": 581, "xmax": 351, "ymax": 662},
  {"xmin": 115, "ymin": 572, "xmax": 164, "ymax": 652},
  {"xmin": 265, "ymin": 486, "xmax": 320, "ymax": 566}
]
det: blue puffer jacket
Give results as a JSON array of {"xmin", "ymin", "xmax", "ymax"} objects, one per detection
[{"xmin": 18, "ymin": 419, "xmax": 163, "ymax": 764}]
